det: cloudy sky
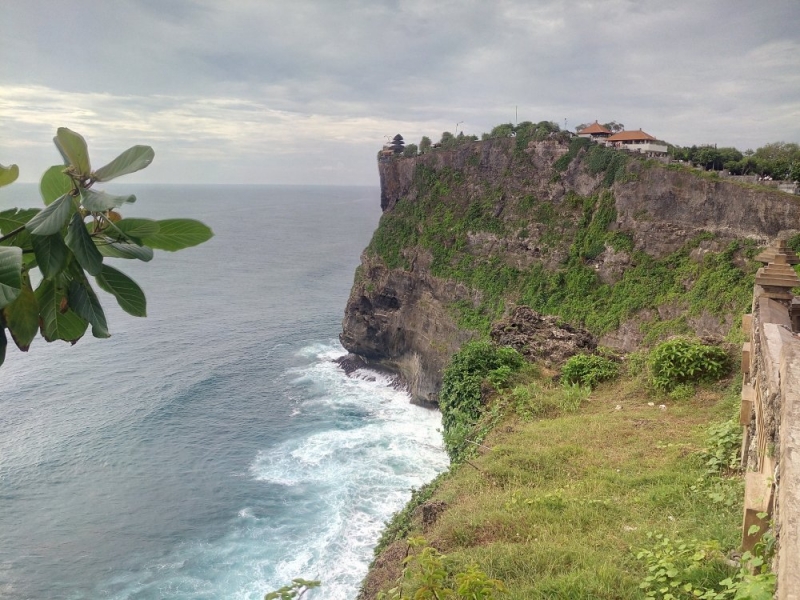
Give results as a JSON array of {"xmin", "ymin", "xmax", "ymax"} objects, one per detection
[{"xmin": 1, "ymin": 0, "xmax": 799, "ymax": 186}]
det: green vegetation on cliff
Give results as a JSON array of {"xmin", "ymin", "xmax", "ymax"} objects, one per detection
[{"xmin": 367, "ymin": 158, "xmax": 758, "ymax": 341}]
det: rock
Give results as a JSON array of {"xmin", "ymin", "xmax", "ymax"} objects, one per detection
[
  {"xmin": 340, "ymin": 252, "xmax": 476, "ymax": 403},
  {"xmin": 356, "ymin": 540, "xmax": 408, "ymax": 600},
  {"xmin": 414, "ymin": 500, "xmax": 447, "ymax": 531},
  {"xmin": 490, "ymin": 306, "xmax": 596, "ymax": 367},
  {"xmin": 335, "ymin": 353, "xmax": 368, "ymax": 375}
]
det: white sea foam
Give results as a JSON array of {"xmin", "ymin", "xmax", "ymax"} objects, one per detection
[{"xmin": 240, "ymin": 344, "xmax": 448, "ymax": 600}]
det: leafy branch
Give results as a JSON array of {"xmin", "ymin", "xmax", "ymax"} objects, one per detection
[
  {"xmin": 0, "ymin": 128, "xmax": 213, "ymax": 366},
  {"xmin": 264, "ymin": 578, "xmax": 321, "ymax": 600}
]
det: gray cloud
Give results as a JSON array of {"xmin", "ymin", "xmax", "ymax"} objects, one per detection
[{"xmin": 1, "ymin": 0, "xmax": 798, "ymax": 184}]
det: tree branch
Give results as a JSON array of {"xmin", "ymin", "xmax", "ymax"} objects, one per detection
[{"xmin": 0, "ymin": 225, "xmax": 25, "ymax": 244}]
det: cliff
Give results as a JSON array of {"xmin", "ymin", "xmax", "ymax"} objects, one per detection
[{"xmin": 341, "ymin": 136, "xmax": 800, "ymax": 403}]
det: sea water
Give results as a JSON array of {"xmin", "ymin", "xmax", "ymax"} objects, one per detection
[{"xmin": 0, "ymin": 184, "xmax": 449, "ymax": 599}]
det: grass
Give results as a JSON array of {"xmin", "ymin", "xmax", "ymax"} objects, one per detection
[{"xmin": 376, "ymin": 371, "xmax": 743, "ymax": 599}]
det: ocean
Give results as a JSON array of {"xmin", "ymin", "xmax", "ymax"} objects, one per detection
[{"xmin": 0, "ymin": 184, "xmax": 449, "ymax": 600}]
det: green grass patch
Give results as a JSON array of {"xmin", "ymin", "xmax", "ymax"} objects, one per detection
[{"xmin": 377, "ymin": 369, "xmax": 744, "ymax": 599}]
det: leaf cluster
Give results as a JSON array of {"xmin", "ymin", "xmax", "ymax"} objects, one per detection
[
  {"xmin": 648, "ymin": 339, "xmax": 729, "ymax": 393},
  {"xmin": 378, "ymin": 536, "xmax": 506, "ymax": 600},
  {"xmin": 0, "ymin": 128, "xmax": 213, "ymax": 366},
  {"xmin": 636, "ymin": 533, "xmax": 775, "ymax": 600},
  {"xmin": 561, "ymin": 353, "xmax": 619, "ymax": 388},
  {"xmin": 439, "ymin": 341, "xmax": 523, "ymax": 461},
  {"xmin": 699, "ymin": 416, "xmax": 742, "ymax": 476}
]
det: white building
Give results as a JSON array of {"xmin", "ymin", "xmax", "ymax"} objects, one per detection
[{"xmin": 606, "ymin": 129, "xmax": 668, "ymax": 155}]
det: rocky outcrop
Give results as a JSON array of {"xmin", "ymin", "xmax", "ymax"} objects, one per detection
[
  {"xmin": 490, "ymin": 306, "xmax": 596, "ymax": 368},
  {"xmin": 341, "ymin": 137, "xmax": 800, "ymax": 403}
]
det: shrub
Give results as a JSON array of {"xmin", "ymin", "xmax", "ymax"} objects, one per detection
[
  {"xmin": 378, "ymin": 536, "xmax": 506, "ymax": 600},
  {"xmin": 648, "ymin": 339, "xmax": 729, "ymax": 392},
  {"xmin": 439, "ymin": 341, "xmax": 524, "ymax": 460},
  {"xmin": 561, "ymin": 353, "xmax": 619, "ymax": 388}
]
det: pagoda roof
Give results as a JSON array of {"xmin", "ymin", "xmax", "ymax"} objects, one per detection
[
  {"xmin": 755, "ymin": 239, "xmax": 800, "ymax": 265},
  {"xmin": 755, "ymin": 254, "xmax": 800, "ymax": 289},
  {"xmin": 578, "ymin": 121, "xmax": 612, "ymax": 135},
  {"xmin": 607, "ymin": 129, "xmax": 657, "ymax": 142}
]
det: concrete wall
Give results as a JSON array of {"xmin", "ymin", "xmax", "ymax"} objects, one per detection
[{"xmin": 742, "ymin": 289, "xmax": 800, "ymax": 598}]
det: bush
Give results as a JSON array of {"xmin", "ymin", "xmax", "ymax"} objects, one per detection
[
  {"xmin": 649, "ymin": 338, "xmax": 729, "ymax": 392},
  {"xmin": 439, "ymin": 341, "xmax": 524, "ymax": 460},
  {"xmin": 561, "ymin": 353, "xmax": 619, "ymax": 388}
]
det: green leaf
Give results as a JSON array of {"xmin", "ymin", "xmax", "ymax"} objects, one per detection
[
  {"xmin": 0, "ymin": 208, "xmax": 39, "ymax": 251},
  {"xmin": 40, "ymin": 165, "xmax": 74, "ymax": 205},
  {"xmin": 65, "ymin": 213, "xmax": 103, "ymax": 275},
  {"xmin": 748, "ymin": 524, "xmax": 761, "ymax": 536},
  {"xmin": 54, "ymin": 127, "xmax": 91, "ymax": 176},
  {"xmin": 0, "ymin": 208, "xmax": 40, "ymax": 234},
  {"xmin": 35, "ymin": 276, "xmax": 88, "ymax": 343},
  {"xmin": 112, "ymin": 218, "xmax": 160, "ymax": 239},
  {"xmin": 80, "ymin": 188, "xmax": 136, "ymax": 212},
  {"xmin": 96, "ymin": 240, "xmax": 154, "ymax": 262},
  {"xmin": 93, "ymin": 145, "xmax": 154, "ymax": 182},
  {"xmin": 0, "ymin": 163, "xmax": 19, "ymax": 188},
  {"xmin": 26, "ymin": 193, "xmax": 74, "ymax": 236},
  {"xmin": 0, "ymin": 246, "xmax": 23, "ymax": 309},
  {"xmin": 141, "ymin": 218, "xmax": 213, "ymax": 251},
  {"xmin": 95, "ymin": 264, "xmax": 146, "ymax": 317},
  {"xmin": 68, "ymin": 277, "xmax": 109, "ymax": 338},
  {"xmin": 31, "ymin": 233, "xmax": 69, "ymax": 279},
  {"xmin": 3, "ymin": 272, "xmax": 39, "ymax": 351}
]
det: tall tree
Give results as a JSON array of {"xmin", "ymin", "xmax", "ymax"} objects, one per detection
[
  {"xmin": 419, "ymin": 136, "xmax": 432, "ymax": 154},
  {"xmin": 602, "ymin": 121, "xmax": 625, "ymax": 133}
]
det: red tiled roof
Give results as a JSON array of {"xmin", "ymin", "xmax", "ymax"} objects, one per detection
[
  {"xmin": 607, "ymin": 129, "xmax": 656, "ymax": 142},
  {"xmin": 578, "ymin": 121, "xmax": 612, "ymax": 135}
]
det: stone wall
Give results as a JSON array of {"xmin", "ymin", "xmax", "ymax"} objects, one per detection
[{"xmin": 740, "ymin": 252, "xmax": 800, "ymax": 599}]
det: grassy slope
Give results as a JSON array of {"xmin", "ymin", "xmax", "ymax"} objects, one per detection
[{"xmin": 375, "ymin": 372, "xmax": 743, "ymax": 599}]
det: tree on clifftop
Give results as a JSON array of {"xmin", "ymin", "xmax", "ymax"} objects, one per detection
[
  {"xmin": 603, "ymin": 121, "xmax": 625, "ymax": 133},
  {"xmin": 419, "ymin": 136, "xmax": 432, "ymax": 154},
  {"xmin": 439, "ymin": 131, "xmax": 456, "ymax": 149},
  {"xmin": 403, "ymin": 143, "xmax": 418, "ymax": 157}
]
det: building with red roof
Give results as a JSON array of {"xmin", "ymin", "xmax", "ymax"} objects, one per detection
[
  {"xmin": 606, "ymin": 129, "xmax": 668, "ymax": 155},
  {"xmin": 577, "ymin": 121, "xmax": 612, "ymax": 141}
]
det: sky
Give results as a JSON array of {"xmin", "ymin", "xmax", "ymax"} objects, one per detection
[{"xmin": 1, "ymin": 0, "xmax": 799, "ymax": 186}]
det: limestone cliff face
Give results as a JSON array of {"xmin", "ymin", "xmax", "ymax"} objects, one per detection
[
  {"xmin": 341, "ymin": 137, "xmax": 800, "ymax": 403},
  {"xmin": 614, "ymin": 163, "xmax": 800, "ymax": 255},
  {"xmin": 339, "ymin": 253, "xmax": 476, "ymax": 404}
]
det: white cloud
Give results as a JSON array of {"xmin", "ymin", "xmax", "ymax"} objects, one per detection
[{"xmin": 1, "ymin": 1, "xmax": 799, "ymax": 183}]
